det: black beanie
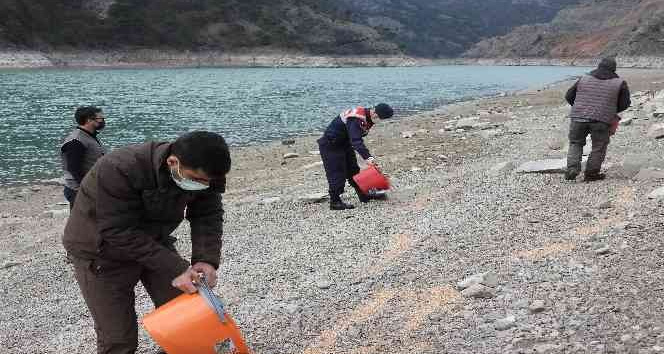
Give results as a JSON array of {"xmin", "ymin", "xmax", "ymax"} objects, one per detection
[
  {"xmin": 598, "ymin": 57, "xmax": 617, "ymax": 73},
  {"xmin": 374, "ymin": 103, "xmax": 394, "ymax": 119}
]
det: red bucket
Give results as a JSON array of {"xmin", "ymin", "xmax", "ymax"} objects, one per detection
[{"xmin": 352, "ymin": 165, "xmax": 390, "ymax": 195}]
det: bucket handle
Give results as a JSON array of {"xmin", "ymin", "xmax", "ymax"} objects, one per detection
[{"xmin": 196, "ymin": 274, "xmax": 226, "ymax": 323}]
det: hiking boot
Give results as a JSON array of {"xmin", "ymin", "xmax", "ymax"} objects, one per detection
[
  {"xmin": 584, "ymin": 172, "xmax": 606, "ymax": 182},
  {"xmin": 564, "ymin": 170, "xmax": 578, "ymax": 181},
  {"xmin": 330, "ymin": 201, "xmax": 355, "ymax": 210}
]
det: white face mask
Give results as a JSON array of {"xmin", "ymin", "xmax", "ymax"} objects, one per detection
[{"xmin": 170, "ymin": 162, "xmax": 209, "ymax": 191}]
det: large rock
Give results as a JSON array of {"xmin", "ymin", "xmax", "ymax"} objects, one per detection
[
  {"xmin": 457, "ymin": 272, "xmax": 499, "ymax": 290},
  {"xmin": 298, "ymin": 193, "xmax": 329, "ymax": 204},
  {"xmin": 488, "ymin": 161, "xmax": 515, "ymax": 176},
  {"xmin": 494, "ymin": 315, "xmax": 517, "ymax": 331},
  {"xmin": 456, "ymin": 117, "xmax": 480, "ymax": 130},
  {"xmin": 516, "ymin": 157, "xmax": 587, "ymax": 174},
  {"xmin": 461, "ymin": 284, "xmax": 495, "ymax": 299},
  {"xmin": 647, "ymin": 123, "xmax": 664, "ymax": 139},
  {"xmin": 43, "ymin": 209, "xmax": 69, "ymax": 218},
  {"xmin": 648, "ymin": 187, "xmax": 664, "ymax": 200},
  {"xmin": 634, "ymin": 168, "xmax": 664, "ymax": 181},
  {"xmin": 301, "ymin": 161, "xmax": 324, "ymax": 170},
  {"xmin": 480, "ymin": 129, "xmax": 501, "ymax": 139}
]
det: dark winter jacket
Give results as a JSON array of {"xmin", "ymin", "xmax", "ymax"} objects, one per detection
[
  {"xmin": 321, "ymin": 108, "xmax": 373, "ymax": 159},
  {"xmin": 62, "ymin": 142, "xmax": 225, "ymax": 276}
]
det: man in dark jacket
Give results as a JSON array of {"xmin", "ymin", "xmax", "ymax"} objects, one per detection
[
  {"xmin": 62, "ymin": 131, "xmax": 231, "ymax": 354},
  {"xmin": 317, "ymin": 103, "xmax": 394, "ymax": 210},
  {"xmin": 565, "ymin": 57, "xmax": 631, "ymax": 181},
  {"xmin": 60, "ymin": 106, "xmax": 107, "ymax": 209}
]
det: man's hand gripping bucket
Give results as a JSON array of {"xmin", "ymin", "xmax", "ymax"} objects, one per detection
[{"xmin": 142, "ymin": 275, "xmax": 250, "ymax": 354}]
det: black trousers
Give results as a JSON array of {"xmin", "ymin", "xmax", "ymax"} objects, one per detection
[
  {"xmin": 72, "ymin": 256, "xmax": 183, "ymax": 354},
  {"xmin": 566, "ymin": 120, "xmax": 610, "ymax": 175},
  {"xmin": 318, "ymin": 138, "xmax": 367, "ymax": 202},
  {"xmin": 63, "ymin": 186, "xmax": 78, "ymax": 210}
]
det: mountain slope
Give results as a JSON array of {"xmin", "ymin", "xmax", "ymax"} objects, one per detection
[
  {"xmin": 0, "ymin": 0, "xmax": 579, "ymax": 57},
  {"xmin": 464, "ymin": 0, "xmax": 664, "ymax": 58}
]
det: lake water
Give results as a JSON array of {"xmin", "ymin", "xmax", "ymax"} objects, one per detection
[{"xmin": 0, "ymin": 65, "xmax": 587, "ymax": 185}]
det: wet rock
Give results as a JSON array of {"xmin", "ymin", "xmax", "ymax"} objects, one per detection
[
  {"xmin": 283, "ymin": 153, "xmax": 300, "ymax": 159},
  {"xmin": 461, "ymin": 284, "xmax": 496, "ymax": 299},
  {"xmin": 281, "ymin": 139, "xmax": 296, "ymax": 145},
  {"xmin": 494, "ymin": 315, "xmax": 516, "ymax": 331}
]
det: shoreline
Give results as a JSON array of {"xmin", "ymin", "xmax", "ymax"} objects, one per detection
[{"xmin": 1, "ymin": 49, "xmax": 664, "ymax": 70}]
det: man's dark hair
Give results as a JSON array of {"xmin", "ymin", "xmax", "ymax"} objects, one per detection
[
  {"xmin": 74, "ymin": 106, "xmax": 102, "ymax": 125},
  {"xmin": 171, "ymin": 131, "xmax": 231, "ymax": 179},
  {"xmin": 598, "ymin": 57, "xmax": 617, "ymax": 73}
]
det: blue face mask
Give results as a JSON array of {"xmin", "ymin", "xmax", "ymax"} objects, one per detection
[{"xmin": 170, "ymin": 163, "xmax": 209, "ymax": 191}]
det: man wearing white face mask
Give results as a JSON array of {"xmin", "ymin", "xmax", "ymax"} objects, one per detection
[{"xmin": 62, "ymin": 131, "xmax": 231, "ymax": 354}]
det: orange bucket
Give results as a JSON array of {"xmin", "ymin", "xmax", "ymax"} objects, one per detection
[
  {"xmin": 142, "ymin": 278, "xmax": 250, "ymax": 354},
  {"xmin": 352, "ymin": 165, "xmax": 390, "ymax": 195}
]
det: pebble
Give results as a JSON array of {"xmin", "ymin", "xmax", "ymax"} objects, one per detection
[
  {"xmin": 316, "ymin": 280, "xmax": 332, "ymax": 290},
  {"xmin": 401, "ymin": 131, "xmax": 416, "ymax": 138},
  {"xmin": 281, "ymin": 139, "xmax": 296, "ymax": 145},
  {"xmin": 594, "ymin": 245, "xmax": 611, "ymax": 255},
  {"xmin": 529, "ymin": 300, "xmax": 547, "ymax": 313},
  {"xmin": 283, "ymin": 153, "xmax": 299, "ymax": 159}
]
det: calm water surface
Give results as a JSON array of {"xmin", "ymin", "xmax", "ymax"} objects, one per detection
[{"xmin": 0, "ymin": 65, "xmax": 587, "ymax": 184}]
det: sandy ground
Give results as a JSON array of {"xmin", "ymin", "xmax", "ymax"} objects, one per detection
[{"xmin": 1, "ymin": 68, "xmax": 664, "ymax": 353}]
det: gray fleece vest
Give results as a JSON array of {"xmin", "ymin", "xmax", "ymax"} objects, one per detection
[
  {"xmin": 61, "ymin": 129, "xmax": 106, "ymax": 190},
  {"xmin": 569, "ymin": 75, "xmax": 624, "ymax": 124}
]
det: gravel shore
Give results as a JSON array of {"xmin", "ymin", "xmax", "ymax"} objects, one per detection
[{"xmin": 1, "ymin": 68, "xmax": 664, "ymax": 354}]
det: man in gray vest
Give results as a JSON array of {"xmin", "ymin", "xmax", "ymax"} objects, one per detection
[
  {"xmin": 60, "ymin": 106, "xmax": 107, "ymax": 208},
  {"xmin": 565, "ymin": 57, "xmax": 631, "ymax": 182}
]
